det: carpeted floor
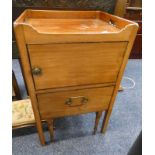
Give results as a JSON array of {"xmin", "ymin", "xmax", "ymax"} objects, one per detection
[{"xmin": 12, "ymin": 59, "xmax": 142, "ymax": 155}]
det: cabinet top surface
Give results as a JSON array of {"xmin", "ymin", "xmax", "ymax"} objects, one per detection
[
  {"xmin": 14, "ymin": 10, "xmax": 137, "ymax": 35},
  {"xmin": 25, "ymin": 18, "xmax": 120, "ymax": 34}
]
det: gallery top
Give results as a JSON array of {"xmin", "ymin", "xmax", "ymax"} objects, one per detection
[{"xmin": 14, "ymin": 9, "xmax": 137, "ymax": 34}]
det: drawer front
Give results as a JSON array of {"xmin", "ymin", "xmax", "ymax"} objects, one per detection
[
  {"xmin": 28, "ymin": 42, "xmax": 127, "ymax": 90},
  {"xmin": 37, "ymin": 86, "xmax": 114, "ymax": 119}
]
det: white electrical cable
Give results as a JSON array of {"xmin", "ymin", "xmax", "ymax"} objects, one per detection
[{"xmin": 121, "ymin": 76, "xmax": 136, "ymax": 90}]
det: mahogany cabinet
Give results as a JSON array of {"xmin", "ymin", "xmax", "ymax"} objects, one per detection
[{"xmin": 14, "ymin": 10, "xmax": 138, "ymax": 145}]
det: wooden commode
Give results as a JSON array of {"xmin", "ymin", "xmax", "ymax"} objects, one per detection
[{"xmin": 14, "ymin": 9, "xmax": 138, "ymax": 145}]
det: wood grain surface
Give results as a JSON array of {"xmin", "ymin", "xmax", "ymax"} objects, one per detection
[{"xmin": 28, "ymin": 42, "xmax": 127, "ymax": 90}]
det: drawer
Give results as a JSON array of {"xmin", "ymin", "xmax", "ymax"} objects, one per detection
[
  {"xmin": 28, "ymin": 42, "xmax": 127, "ymax": 90},
  {"xmin": 37, "ymin": 86, "xmax": 114, "ymax": 119}
]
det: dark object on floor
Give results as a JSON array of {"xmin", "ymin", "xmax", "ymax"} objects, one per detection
[
  {"xmin": 128, "ymin": 131, "xmax": 142, "ymax": 155},
  {"xmin": 12, "ymin": 70, "xmax": 21, "ymax": 100}
]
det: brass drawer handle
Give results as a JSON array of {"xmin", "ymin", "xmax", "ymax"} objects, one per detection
[
  {"xmin": 65, "ymin": 96, "xmax": 89, "ymax": 106},
  {"xmin": 32, "ymin": 67, "xmax": 42, "ymax": 76}
]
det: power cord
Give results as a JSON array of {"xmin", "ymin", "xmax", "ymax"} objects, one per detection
[{"xmin": 121, "ymin": 76, "xmax": 136, "ymax": 90}]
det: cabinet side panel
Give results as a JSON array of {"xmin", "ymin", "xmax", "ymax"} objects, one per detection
[{"xmin": 13, "ymin": 25, "xmax": 46, "ymax": 145}]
